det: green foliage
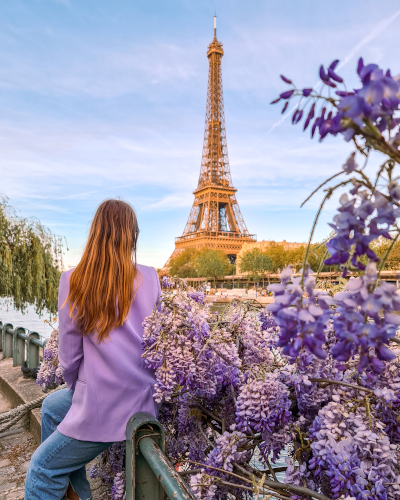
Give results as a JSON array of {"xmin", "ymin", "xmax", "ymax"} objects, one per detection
[
  {"xmin": 259, "ymin": 242, "xmax": 305, "ymax": 273},
  {"xmin": 370, "ymin": 237, "xmax": 400, "ymax": 270},
  {"xmin": 0, "ymin": 197, "xmax": 63, "ymax": 314},
  {"xmin": 169, "ymin": 247, "xmax": 231, "ymax": 283},
  {"xmin": 239, "ymin": 241, "xmax": 336, "ymax": 277},
  {"xmin": 239, "ymin": 248, "xmax": 272, "ymax": 284},
  {"xmin": 168, "ymin": 248, "xmax": 199, "ymax": 278},
  {"xmin": 195, "ymin": 249, "xmax": 230, "ymax": 285}
]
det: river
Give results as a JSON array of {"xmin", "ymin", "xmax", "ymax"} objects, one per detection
[{"xmin": 0, "ymin": 300, "xmax": 57, "ymax": 339}]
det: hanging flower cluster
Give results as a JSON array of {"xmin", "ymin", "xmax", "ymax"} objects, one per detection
[
  {"xmin": 88, "ymin": 441, "xmax": 126, "ymax": 500},
  {"xmin": 267, "ymin": 266, "xmax": 334, "ymax": 359},
  {"xmin": 161, "ymin": 275, "xmax": 175, "ymax": 288},
  {"xmin": 332, "ymin": 262, "xmax": 400, "ymax": 372},
  {"xmin": 142, "ymin": 291, "xmax": 242, "ymax": 402},
  {"xmin": 308, "ymin": 399, "xmax": 400, "ymax": 500},
  {"xmin": 190, "ymin": 430, "xmax": 251, "ymax": 500},
  {"xmin": 236, "ymin": 372, "xmax": 292, "ymax": 460},
  {"xmin": 36, "ymin": 329, "xmax": 64, "ymax": 388}
]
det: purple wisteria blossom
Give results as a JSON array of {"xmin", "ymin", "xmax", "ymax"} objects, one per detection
[
  {"xmin": 190, "ymin": 430, "xmax": 251, "ymax": 500},
  {"xmin": 308, "ymin": 400, "xmax": 400, "ymax": 500},
  {"xmin": 110, "ymin": 471, "xmax": 125, "ymax": 500},
  {"xmin": 236, "ymin": 372, "xmax": 292, "ymax": 460},
  {"xmin": 332, "ymin": 262, "xmax": 398, "ymax": 372},
  {"xmin": 271, "ymin": 58, "xmax": 400, "ymax": 143},
  {"xmin": 89, "ymin": 441, "xmax": 126, "ymax": 497},
  {"xmin": 279, "ymin": 333, "xmax": 342, "ymax": 423},
  {"xmin": 161, "ymin": 275, "xmax": 175, "ymax": 288},
  {"xmin": 36, "ymin": 330, "xmax": 64, "ymax": 389},
  {"xmin": 325, "ymin": 190, "xmax": 400, "ymax": 272},
  {"xmin": 342, "ymin": 152, "xmax": 358, "ymax": 174},
  {"xmin": 142, "ymin": 291, "xmax": 242, "ymax": 402},
  {"xmin": 266, "ymin": 266, "xmax": 334, "ymax": 359},
  {"xmin": 284, "ymin": 459, "xmax": 317, "ymax": 500}
]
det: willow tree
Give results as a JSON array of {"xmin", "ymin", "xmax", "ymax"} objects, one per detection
[{"xmin": 0, "ymin": 197, "xmax": 63, "ymax": 315}]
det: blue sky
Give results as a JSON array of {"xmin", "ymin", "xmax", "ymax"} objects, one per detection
[{"xmin": 1, "ymin": 0, "xmax": 400, "ymax": 269}]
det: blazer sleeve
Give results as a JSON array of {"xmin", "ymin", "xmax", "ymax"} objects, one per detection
[{"xmin": 58, "ymin": 271, "xmax": 84, "ymax": 392}]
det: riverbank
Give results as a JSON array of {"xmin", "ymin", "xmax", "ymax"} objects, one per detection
[{"xmin": 206, "ymin": 295, "xmax": 273, "ymax": 304}]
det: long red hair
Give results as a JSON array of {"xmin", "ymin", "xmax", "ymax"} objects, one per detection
[{"xmin": 64, "ymin": 199, "xmax": 140, "ymax": 342}]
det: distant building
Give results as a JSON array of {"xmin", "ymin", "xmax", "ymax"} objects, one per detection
[{"xmin": 236, "ymin": 240, "xmax": 307, "ymax": 275}]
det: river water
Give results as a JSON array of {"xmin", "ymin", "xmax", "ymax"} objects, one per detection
[{"xmin": 0, "ymin": 300, "xmax": 57, "ymax": 339}]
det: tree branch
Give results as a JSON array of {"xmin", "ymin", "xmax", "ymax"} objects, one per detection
[
  {"xmin": 181, "ymin": 460, "xmax": 332, "ymax": 500},
  {"xmin": 212, "ymin": 478, "xmax": 290, "ymax": 500},
  {"xmin": 309, "ymin": 378, "xmax": 374, "ymax": 394},
  {"xmin": 179, "ymin": 468, "xmax": 203, "ymax": 476},
  {"xmin": 194, "ymin": 402, "xmax": 223, "ymax": 424},
  {"xmin": 300, "ymin": 171, "xmax": 343, "ymax": 208}
]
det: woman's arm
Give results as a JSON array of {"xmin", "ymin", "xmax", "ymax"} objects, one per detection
[{"xmin": 58, "ymin": 271, "xmax": 83, "ymax": 391}]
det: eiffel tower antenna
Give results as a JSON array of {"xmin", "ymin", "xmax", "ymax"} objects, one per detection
[{"xmin": 165, "ymin": 18, "xmax": 256, "ymax": 267}]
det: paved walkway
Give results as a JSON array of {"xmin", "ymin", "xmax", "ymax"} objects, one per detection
[{"xmin": 0, "ymin": 359, "xmax": 112, "ymax": 499}]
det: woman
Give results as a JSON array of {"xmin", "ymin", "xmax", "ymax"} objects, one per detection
[{"xmin": 25, "ymin": 200, "xmax": 161, "ymax": 500}]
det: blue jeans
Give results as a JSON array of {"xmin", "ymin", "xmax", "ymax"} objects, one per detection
[{"xmin": 24, "ymin": 388, "xmax": 114, "ymax": 500}]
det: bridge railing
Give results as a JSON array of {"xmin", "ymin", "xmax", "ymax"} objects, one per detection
[
  {"xmin": 126, "ymin": 412, "xmax": 196, "ymax": 500},
  {"xmin": 0, "ymin": 321, "xmax": 48, "ymax": 369}
]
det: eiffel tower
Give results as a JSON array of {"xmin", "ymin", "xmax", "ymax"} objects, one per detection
[{"xmin": 166, "ymin": 17, "xmax": 256, "ymax": 266}]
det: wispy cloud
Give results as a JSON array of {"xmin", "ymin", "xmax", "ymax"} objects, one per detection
[
  {"xmin": 0, "ymin": 36, "xmax": 200, "ymax": 97},
  {"xmin": 248, "ymin": 7, "xmax": 400, "ymax": 146},
  {"xmin": 142, "ymin": 193, "xmax": 194, "ymax": 211},
  {"xmin": 337, "ymin": 8, "xmax": 400, "ymax": 70}
]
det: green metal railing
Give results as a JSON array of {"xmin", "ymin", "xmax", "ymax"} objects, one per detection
[
  {"xmin": 0, "ymin": 321, "xmax": 48, "ymax": 368},
  {"xmin": 126, "ymin": 412, "xmax": 196, "ymax": 500}
]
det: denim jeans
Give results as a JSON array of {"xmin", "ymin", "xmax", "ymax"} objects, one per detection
[{"xmin": 24, "ymin": 388, "xmax": 114, "ymax": 500}]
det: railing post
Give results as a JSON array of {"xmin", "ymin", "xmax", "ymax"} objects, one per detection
[
  {"xmin": 138, "ymin": 437, "xmax": 196, "ymax": 500},
  {"xmin": 3, "ymin": 323, "xmax": 14, "ymax": 359},
  {"xmin": 27, "ymin": 332, "xmax": 40, "ymax": 368},
  {"xmin": 13, "ymin": 327, "xmax": 27, "ymax": 367},
  {"xmin": 126, "ymin": 412, "xmax": 165, "ymax": 500},
  {"xmin": 0, "ymin": 321, "xmax": 3, "ymax": 352},
  {"xmin": 126, "ymin": 411, "xmax": 196, "ymax": 500}
]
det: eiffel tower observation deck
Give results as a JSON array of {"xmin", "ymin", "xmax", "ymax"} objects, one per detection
[{"xmin": 169, "ymin": 17, "xmax": 256, "ymax": 264}]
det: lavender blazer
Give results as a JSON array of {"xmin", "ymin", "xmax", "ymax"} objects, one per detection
[{"xmin": 57, "ymin": 264, "xmax": 161, "ymax": 442}]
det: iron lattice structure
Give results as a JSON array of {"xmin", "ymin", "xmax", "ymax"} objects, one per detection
[{"xmin": 166, "ymin": 19, "xmax": 256, "ymax": 266}]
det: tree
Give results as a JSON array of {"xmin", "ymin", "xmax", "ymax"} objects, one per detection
[
  {"xmin": 239, "ymin": 248, "xmax": 272, "ymax": 292},
  {"xmin": 371, "ymin": 236, "xmax": 400, "ymax": 270},
  {"xmin": 195, "ymin": 248, "xmax": 230, "ymax": 285},
  {"xmin": 256, "ymin": 242, "xmax": 305, "ymax": 273},
  {"xmin": 168, "ymin": 248, "xmax": 199, "ymax": 278},
  {"xmin": 253, "ymin": 241, "xmax": 337, "ymax": 275},
  {"xmin": 0, "ymin": 197, "xmax": 63, "ymax": 314}
]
